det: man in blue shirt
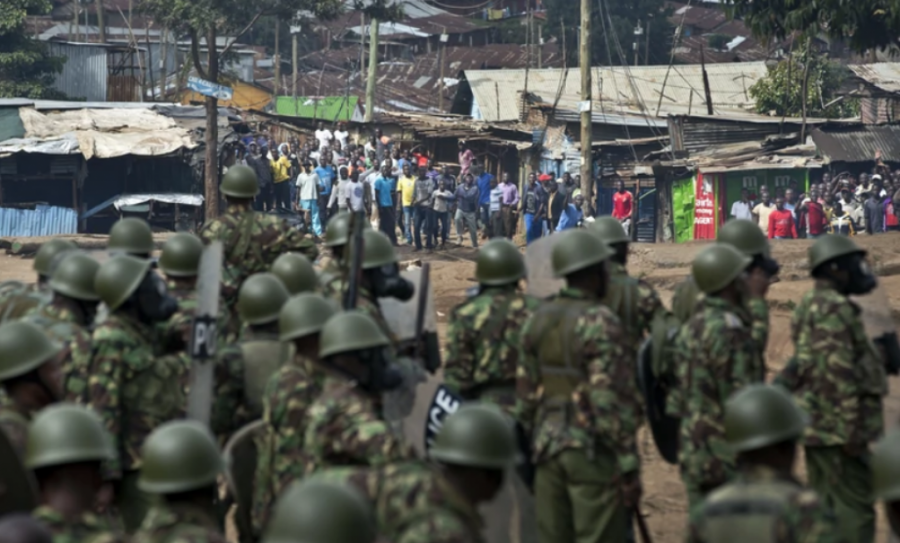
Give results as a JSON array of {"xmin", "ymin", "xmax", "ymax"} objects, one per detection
[
  {"xmin": 555, "ymin": 193, "xmax": 585, "ymax": 231},
  {"xmin": 473, "ymin": 161, "xmax": 494, "ymax": 238},
  {"xmin": 374, "ymin": 164, "xmax": 398, "ymax": 245},
  {"xmin": 316, "ymin": 155, "xmax": 335, "ymax": 226}
]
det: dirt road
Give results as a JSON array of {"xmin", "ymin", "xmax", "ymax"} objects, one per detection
[{"xmin": 5, "ymin": 232, "xmax": 900, "ymax": 542}]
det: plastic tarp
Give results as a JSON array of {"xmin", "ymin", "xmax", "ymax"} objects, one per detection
[{"xmin": 81, "ymin": 193, "xmax": 203, "ymax": 220}]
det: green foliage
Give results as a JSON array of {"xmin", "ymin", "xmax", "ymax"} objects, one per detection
[
  {"xmin": 544, "ymin": 0, "xmax": 674, "ymax": 66},
  {"xmin": 722, "ymin": 0, "xmax": 897, "ymax": 53},
  {"xmin": 0, "ymin": 0, "xmax": 65, "ymax": 99},
  {"xmin": 748, "ymin": 47, "xmax": 859, "ymax": 119},
  {"xmin": 707, "ymin": 34, "xmax": 730, "ymax": 51}
]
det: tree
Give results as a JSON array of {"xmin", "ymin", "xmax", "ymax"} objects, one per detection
[
  {"xmin": 749, "ymin": 46, "xmax": 859, "ymax": 119},
  {"xmin": 0, "ymin": 0, "xmax": 65, "ymax": 99},
  {"xmin": 544, "ymin": 0, "xmax": 674, "ymax": 67},
  {"xmin": 141, "ymin": 0, "xmax": 344, "ymax": 220}
]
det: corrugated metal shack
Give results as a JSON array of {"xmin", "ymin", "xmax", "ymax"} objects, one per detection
[
  {"xmin": 46, "ymin": 41, "xmax": 143, "ymax": 102},
  {"xmin": 811, "ymin": 124, "xmax": 900, "ymax": 171}
]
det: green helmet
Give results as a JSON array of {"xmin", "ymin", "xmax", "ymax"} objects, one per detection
[
  {"xmin": 808, "ymin": 234, "xmax": 866, "ymax": 271},
  {"xmin": 552, "ymin": 229, "xmax": 613, "ymax": 278},
  {"xmin": 271, "ymin": 253, "xmax": 319, "ymax": 295},
  {"xmin": 325, "ymin": 212, "xmax": 368, "ymax": 248},
  {"xmin": 590, "ymin": 216, "xmax": 630, "ymax": 245},
  {"xmin": 717, "ymin": 219, "xmax": 769, "ymax": 257},
  {"xmin": 872, "ymin": 431, "xmax": 900, "ymax": 502},
  {"xmin": 94, "ymin": 255, "xmax": 152, "ymax": 311},
  {"xmin": 264, "ymin": 479, "xmax": 376, "ymax": 543},
  {"xmin": 724, "ymin": 385, "xmax": 807, "ymax": 453},
  {"xmin": 49, "ymin": 252, "xmax": 100, "ymax": 302},
  {"xmin": 429, "ymin": 403, "xmax": 518, "ymax": 469},
  {"xmin": 138, "ymin": 420, "xmax": 223, "ymax": 494},
  {"xmin": 237, "ymin": 273, "xmax": 290, "ymax": 325},
  {"xmin": 108, "ymin": 218, "xmax": 154, "ymax": 256},
  {"xmin": 34, "ymin": 239, "xmax": 77, "ymax": 276},
  {"xmin": 25, "ymin": 403, "xmax": 114, "ymax": 469},
  {"xmin": 362, "ymin": 230, "xmax": 397, "ymax": 269},
  {"xmin": 691, "ymin": 244, "xmax": 751, "ymax": 294},
  {"xmin": 159, "ymin": 233, "xmax": 204, "ymax": 277},
  {"xmin": 221, "ymin": 164, "xmax": 260, "ymax": 198},
  {"xmin": 279, "ymin": 294, "xmax": 339, "ymax": 342},
  {"xmin": 0, "ymin": 321, "xmax": 61, "ymax": 382},
  {"xmin": 319, "ymin": 311, "xmax": 389, "ymax": 358},
  {"xmin": 475, "ymin": 239, "xmax": 525, "ymax": 286}
]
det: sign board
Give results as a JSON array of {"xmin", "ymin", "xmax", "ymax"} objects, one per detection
[
  {"xmin": 423, "ymin": 384, "xmax": 462, "ymax": 451},
  {"xmin": 187, "ymin": 76, "xmax": 234, "ymax": 101},
  {"xmin": 186, "ymin": 241, "xmax": 223, "ymax": 426}
]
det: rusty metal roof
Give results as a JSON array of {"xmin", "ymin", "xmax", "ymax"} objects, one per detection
[
  {"xmin": 847, "ymin": 63, "xmax": 900, "ymax": 94},
  {"xmin": 811, "ymin": 124, "xmax": 900, "ymax": 163},
  {"xmin": 667, "ymin": 2, "xmax": 728, "ymax": 31}
]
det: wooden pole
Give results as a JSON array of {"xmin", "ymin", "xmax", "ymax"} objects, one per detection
[
  {"xmin": 292, "ymin": 31, "xmax": 298, "ymax": 114},
  {"xmin": 274, "ymin": 22, "xmax": 280, "ymax": 98},
  {"xmin": 580, "ymin": 0, "xmax": 593, "ymax": 213},
  {"xmin": 438, "ymin": 36, "xmax": 446, "ymax": 111},
  {"xmin": 700, "ymin": 44, "xmax": 713, "ymax": 115},
  {"xmin": 95, "ymin": 0, "xmax": 106, "ymax": 43},
  {"xmin": 364, "ymin": 17, "xmax": 378, "ymax": 122}
]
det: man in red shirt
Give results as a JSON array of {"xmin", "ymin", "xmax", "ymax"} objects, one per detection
[
  {"xmin": 768, "ymin": 197, "xmax": 798, "ymax": 239},
  {"xmin": 612, "ymin": 179, "xmax": 633, "ymax": 236},
  {"xmin": 804, "ymin": 190, "xmax": 828, "ymax": 238}
]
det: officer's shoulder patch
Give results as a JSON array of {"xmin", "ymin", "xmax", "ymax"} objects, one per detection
[{"xmin": 723, "ymin": 312, "xmax": 743, "ymax": 329}]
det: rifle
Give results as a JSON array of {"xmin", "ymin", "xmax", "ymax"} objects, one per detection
[{"xmin": 342, "ymin": 211, "xmax": 366, "ymax": 310}]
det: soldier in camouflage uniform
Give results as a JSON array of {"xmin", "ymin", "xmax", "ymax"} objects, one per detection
[
  {"xmin": 156, "ymin": 233, "xmax": 245, "ymax": 438},
  {"xmin": 516, "ymin": 229, "xmax": 642, "ymax": 543},
  {"xmin": 133, "ymin": 421, "xmax": 226, "ymax": 543},
  {"xmin": 318, "ymin": 212, "xmax": 371, "ymax": 299},
  {"xmin": 872, "ymin": 431, "xmax": 900, "ymax": 538},
  {"xmin": 668, "ymin": 244, "xmax": 765, "ymax": 509},
  {"xmin": 0, "ymin": 322, "xmax": 63, "ymax": 457},
  {"xmin": 687, "ymin": 385, "xmax": 840, "ymax": 543},
  {"xmin": 315, "ymin": 404, "xmax": 519, "ymax": 543},
  {"xmin": 590, "ymin": 216, "xmax": 668, "ymax": 343},
  {"xmin": 253, "ymin": 293, "xmax": 339, "ymax": 532},
  {"xmin": 0, "ymin": 239, "xmax": 76, "ymax": 323},
  {"xmin": 27, "ymin": 404, "xmax": 123, "ymax": 543},
  {"xmin": 271, "ymin": 253, "xmax": 319, "ymax": 296},
  {"xmin": 263, "ymin": 479, "xmax": 376, "ymax": 543},
  {"xmin": 22, "ymin": 252, "xmax": 99, "ymax": 402},
  {"xmin": 108, "ymin": 218, "xmax": 155, "ymax": 259},
  {"xmin": 81, "ymin": 255, "xmax": 183, "ymax": 532},
  {"xmin": 304, "ymin": 311, "xmax": 415, "ymax": 475},
  {"xmin": 775, "ymin": 235, "xmax": 885, "ymax": 543},
  {"xmin": 199, "ymin": 165, "xmax": 318, "ymax": 311}
]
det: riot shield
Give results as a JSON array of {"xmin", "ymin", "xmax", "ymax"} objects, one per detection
[
  {"xmin": 637, "ymin": 318, "xmax": 681, "ymax": 465},
  {"xmin": 224, "ymin": 419, "xmax": 265, "ymax": 543},
  {"xmin": 423, "ymin": 384, "xmax": 462, "ymax": 452},
  {"xmin": 854, "ymin": 285, "xmax": 900, "ymax": 374},
  {"xmin": 525, "ymin": 235, "xmax": 563, "ymax": 299},
  {"xmin": 186, "ymin": 242, "xmax": 223, "ymax": 427},
  {"xmin": 0, "ymin": 428, "xmax": 38, "ymax": 516}
]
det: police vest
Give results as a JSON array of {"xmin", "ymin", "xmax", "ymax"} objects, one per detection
[
  {"xmin": 240, "ymin": 340, "xmax": 292, "ymax": 419},
  {"xmin": 695, "ymin": 478, "xmax": 805, "ymax": 543}
]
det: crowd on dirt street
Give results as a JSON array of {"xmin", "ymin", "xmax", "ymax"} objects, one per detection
[{"xmin": 7, "ymin": 130, "xmax": 900, "ymax": 543}]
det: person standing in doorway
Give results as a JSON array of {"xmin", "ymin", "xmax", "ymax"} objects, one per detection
[
  {"xmin": 499, "ymin": 172, "xmax": 520, "ymax": 240},
  {"xmin": 768, "ymin": 197, "xmax": 798, "ymax": 240},
  {"xmin": 458, "ymin": 141, "xmax": 475, "ymax": 178},
  {"xmin": 752, "ymin": 186, "xmax": 775, "ymax": 234},
  {"xmin": 731, "ymin": 188, "xmax": 754, "ymax": 221},
  {"xmin": 612, "ymin": 179, "xmax": 633, "ymax": 237}
]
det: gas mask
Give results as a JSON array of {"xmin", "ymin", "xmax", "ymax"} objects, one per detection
[
  {"xmin": 358, "ymin": 347, "xmax": 404, "ymax": 394},
  {"xmin": 368, "ymin": 264, "xmax": 414, "ymax": 301},
  {"xmin": 841, "ymin": 253, "xmax": 878, "ymax": 296},
  {"xmin": 134, "ymin": 271, "xmax": 178, "ymax": 323}
]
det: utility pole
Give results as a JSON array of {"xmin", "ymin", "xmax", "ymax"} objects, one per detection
[
  {"xmin": 95, "ymin": 0, "xmax": 106, "ymax": 43},
  {"xmin": 438, "ymin": 32, "xmax": 447, "ymax": 111},
  {"xmin": 291, "ymin": 22, "xmax": 300, "ymax": 116},
  {"xmin": 633, "ymin": 21, "xmax": 642, "ymax": 67},
  {"xmin": 273, "ymin": 22, "xmax": 280, "ymax": 98},
  {"xmin": 579, "ymin": 0, "xmax": 593, "ymax": 213},
  {"xmin": 364, "ymin": 17, "xmax": 378, "ymax": 122},
  {"xmin": 700, "ymin": 44, "xmax": 714, "ymax": 115}
]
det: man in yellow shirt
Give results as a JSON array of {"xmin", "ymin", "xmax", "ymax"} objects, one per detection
[
  {"xmin": 271, "ymin": 146, "xmax": 292, "ymax": 211},
  {"xmin": 397, "ymin": 162, "xmax": 417, "ymax": 244}
]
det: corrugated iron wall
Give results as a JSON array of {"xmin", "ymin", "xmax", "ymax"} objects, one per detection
[
  {"xmin": 0, "ymin": 205, "xmax": 78, "ymax": 237},
  {"xmin": 47, "ymin": 43, "xmax": 108, "ymax": 101},
  {"xmin": 673, "ymin": 116, "xmax": 794, "ymax": 153}
]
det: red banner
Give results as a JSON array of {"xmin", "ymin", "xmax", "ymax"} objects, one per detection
[{"xmin": 693, "ymin": 172, "xmax": 717, "ymax": 240}]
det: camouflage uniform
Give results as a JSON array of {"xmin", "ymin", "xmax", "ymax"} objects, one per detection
[
  {"xmin": 445, "ymin": 287, "xmax": 540, "ymax": 414},
  {"xmin": 0, "ymin": 404, "xmax": 30, "ymax": 458},
  {"xmin": 686, "ymin": 466, "xmax": 841, "ymax": 543},
  {"xmin": 199, "ymin": 203, "xmax": 318, "ymax": 308},
  {"xmin": 133, "ymin": 504, "xmax": 225, "ymax": 543},
  {"xmin": 775, "ymin": 286, "xmax": 884, "ymax": 543},
  {"xmin": 0, "ymin": 283, "xmax": 49, "ymax": 324},
  {"xmin": 669, "ymin": 296, "xmax": 763, "ymax": 508},
  {"xmin": 27, "ymin": 299, "xmax": 93, "ymax": 402},
  {"xmin": 303, "ymin": 376, "xmax": 415, "ymax": 475},
  {"xmin": 605, "ymin": 261, "xmax": 668, "ymax": 344},
  {"xmin": 32, "ymin": 506, "xmax": 123, "ymax": 543}
]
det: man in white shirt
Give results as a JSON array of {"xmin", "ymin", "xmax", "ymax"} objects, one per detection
[
  {"xmin": 296, "ymin": 160, "xmax": 323, "ymax": 237},
  {"xmin": 345, "ymin": 170, "xmax": 366, "ymax": 213},
  {"xmin": 314, "ymin": 121, "xmax": 333, "ymax": 152},
  {"xmin": 333, "ymin": 121, "xmax": 349, "ymax": 149},
  {"xmin": 329, "ymin": 166, "xmax": 352, "ymax": 214},
  {"xmin": 730, "ymin": 188, "xmax": 754, "ymax": 221}
]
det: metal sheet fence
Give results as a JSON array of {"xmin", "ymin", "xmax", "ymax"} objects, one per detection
[{"xmin": 0, "ymin": 205, "xmax": 78, "ymax": 237}]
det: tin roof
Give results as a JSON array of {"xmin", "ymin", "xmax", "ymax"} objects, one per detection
[
  {"xmin": 847, "ymin": 63, "xmax": 900, "ymax": 94},
  {"xmin": 811, "ymin": 124, "xmax": 900, "ymax": 163}
]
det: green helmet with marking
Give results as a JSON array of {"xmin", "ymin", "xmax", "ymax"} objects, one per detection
[
  {"xmin": 691, "ymin": 244, "xmax": 751, "ymax": 294},
  {"xmin": 0, "ymin": 321, "xmax": 61, "ymax": 382},
  {"xmin": 108, "ymin": 218, "xmax": 154, "ymax": 256},
  {"xmin": 475, "ymin": 239, "xmax": 525, "ymax": 286},
  {"xmin": 138, "ymin": 420, "xmax": 223, "ymax": 494},
  {"xmin": 94, "ymin": 255, "xmax": 152, "ymax": 310},
  {"xmin": 808, "ymin": 234, "xmax": 866, "ymax": 272},
  {"xmin": 271, "ymin": 253, "xmax": 319, "ymax": 295},
  {"xmin": 724, "ymin": 384, "xmax": 807, "ymax": 453},
  {"xmin": 25, "ymin": 404, "xmax": 114, "ymax": 469},
  {"xmin": 552, "ymin": 229, "xmax": 613, "ymax": 278},
  {"xmin": 221, "ymin": 165, "xmax": 260, "ymax": 198},
  {"xmin": 717, "ymin": 219, "xmax": 770, "ymax": 257},
  {"xmin": 263, "ymin": 479, "xmax": 376, "ymax": 543},
  {"xmin": 429, "ymin": 403, "xmax": 519, "ymax": 469},
  {"xmin": 279, "ymin": 294, "xmax": 339, "ymax": 342},
  {"xmin": 319, "ymin": 311, "xmax": 389, "ymax": 358},
  {"xmin": 49, "ymin": 252, "xmax": 100, "ymax": 302},
  {"xmin": 237, "ymin": 273, "xmax": 291, "ymax": 325},
  {"xmin": 34, "ymin": 239, "xmax": 77, "ymax": 277},
  {"xmin": 590, "ymin": 216, "xmax": 631, "ymax": 245},
  {"xmin": 159, "ymin": 233, "xmax": 204, "ymax": 278}
]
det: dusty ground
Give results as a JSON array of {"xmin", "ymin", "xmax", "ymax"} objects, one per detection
[{"xmin": 4, "ymin": 231, "xmax": 900, "ymax": 542}]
